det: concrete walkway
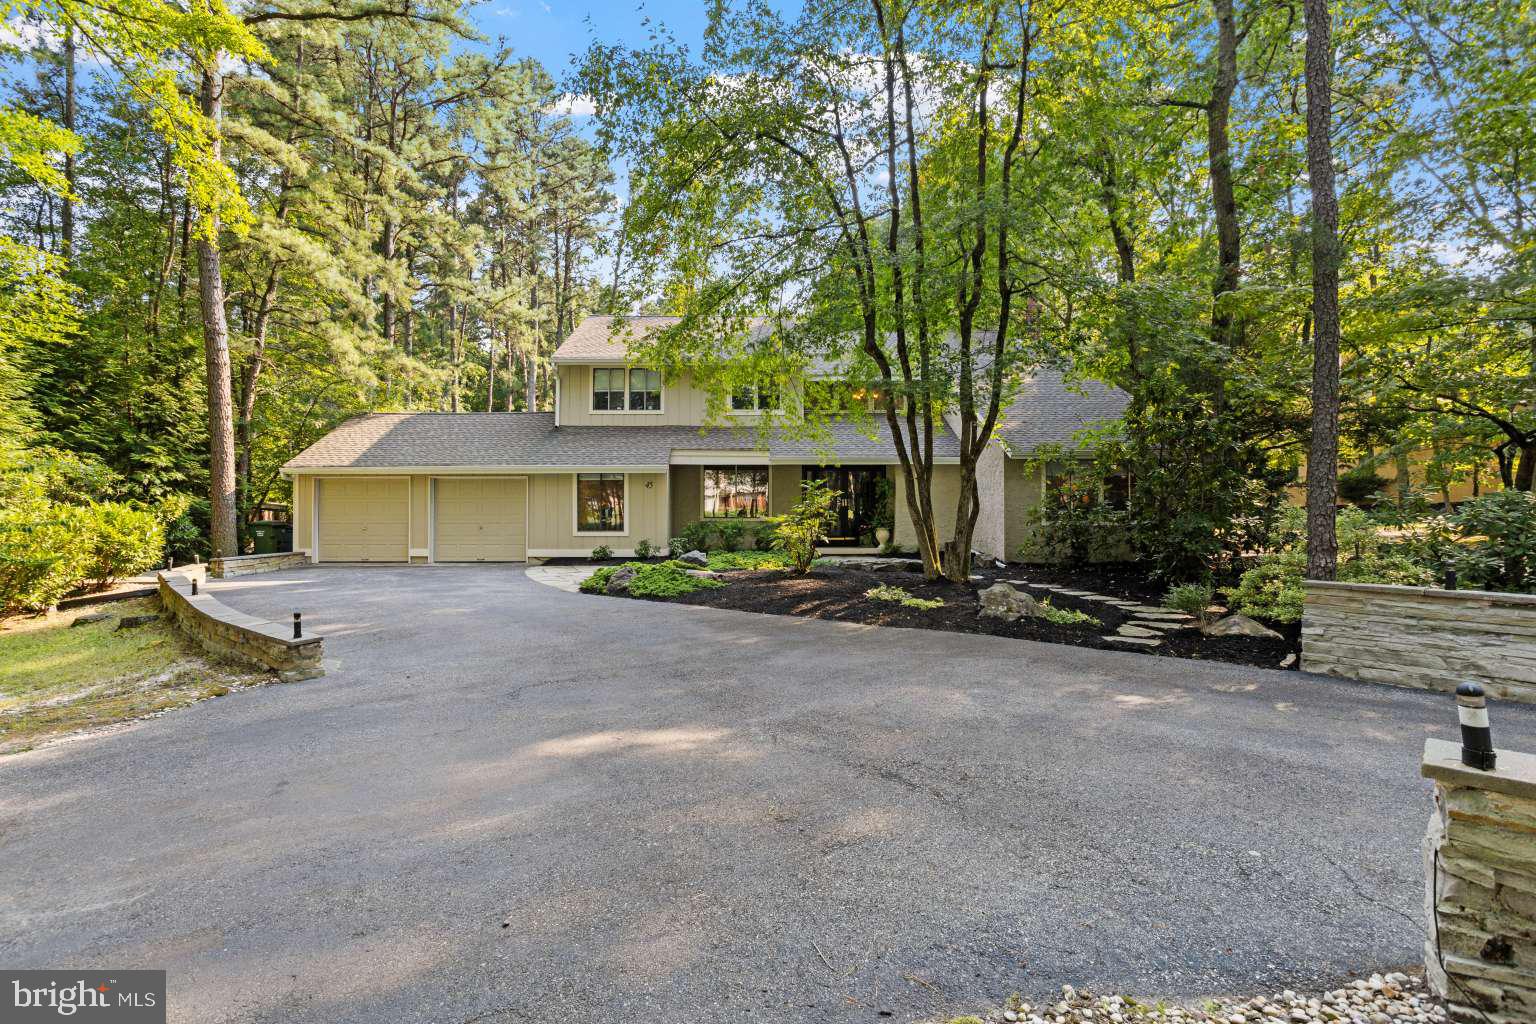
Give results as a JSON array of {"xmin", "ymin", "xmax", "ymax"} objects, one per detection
[{"xmin": 3, "ymin": 565, "xmax": 1530, "ymax": 1024}]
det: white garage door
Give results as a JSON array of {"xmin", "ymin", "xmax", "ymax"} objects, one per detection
[
  {"xmin": 318, "ymin": 478, "xmax": 409, "ymax": 563},
  {"xmin": 434, "ymin": 477, "xmax": 527, "ymax": 562}
]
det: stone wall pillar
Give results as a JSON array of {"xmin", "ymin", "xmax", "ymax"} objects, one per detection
[{"xmin": 1422, "ymin": 737, "xmax": 1536, "ymax": 1022}]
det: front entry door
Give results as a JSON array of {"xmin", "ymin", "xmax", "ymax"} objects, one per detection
[{"xmin": 802, "ymin": 466, "xmax": 883, "ymax": 543}]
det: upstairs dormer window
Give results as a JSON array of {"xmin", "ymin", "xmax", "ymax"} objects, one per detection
[
  {"xmin": 730, "ymin": 384, "xmax": 777, "ymax": 413},
  {"xmin": 592, "ymin": 367, "xmax": 661, "ymax": 412}
]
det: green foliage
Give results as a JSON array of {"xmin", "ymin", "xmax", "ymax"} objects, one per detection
[
  {"xmin": 589, "ymin": 544, "xmax": 613, "ymax": 561},
  {"xmin": 80, "ymin": 500, "xmax": 172, "ymax": 590},
  {"xmin": 706, "ymin": 550, "xmax": 792, "ymax": 571},
  {"xmin": 633, "ymin": 538, "xmax": 654, "ymax": 559},
  {"xmin": 580, "ymin": 562, "xmax": 725, "ymax": 598},
  {"xmin": 1163, "ymin": 583, "xmax": 1216, "ymax": 624},
  {"xmin": 766, "ymin": 479, "xmax": 837, "ymax": 573},
  {"xmin": 674, "ymin": 520, "xmax": 712, "ymax": 554},
  {"xmin": 871, "ymin": 475, "xmax": 895, "ymax": 532},
  {"xmin": 865, "ymin": 583, "xmax": 944, "ymax": 610},
  {"xmin": 1338, "ymin": 469, "xmax": 1390, "ymax": 506},
  {"xmin": 1016, "ymin": 476, "xmax": 1130, "ymax": 566},
  {"xmin": 1037, "ymin": 600, "xmax": 1102, "ymax": 628},
  {"xmin": 714, "ymin": 519, "xmax": 746, "ymax": 552},
  {"xmin": 1449, "ymin": 491, "xmax": 1536, "ymax": 592}
]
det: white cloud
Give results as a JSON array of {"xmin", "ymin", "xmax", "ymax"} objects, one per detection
[{"xmin": 549, "ymin": 93, "xmax": 597, "ymax": 117}]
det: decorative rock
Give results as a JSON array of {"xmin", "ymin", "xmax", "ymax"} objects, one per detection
[
  {"xmin": 1106, "ymin": 635, "xmax": 1161, "ymax": 647},
  {"xmin": 605, "ymin": 564, "xmax": 641, "ymax": 594},
  {"xmin": 685, "ymin": 569, "xmax": 725, "ymax": 580},
  {"xmin": 1279, "ymin": 653, "xmax": 1297, "ymax": 668},
  {"xmin": 678, "ymin": 550, "xmax": 709, "ymax": 567},
  {"xmin": 70, "ymin": 612, "xmax": 112, "ymax": 627},
  {"xmin": 115, "ymin": 613, "xmax": 160, "ymax": 630},
  {"xmin": 1202, "ymin": 614, "xmax": 1283, "ymax": 640},
  {"xmin": 978, "ymin": 583, "xmax": 1042, "ymax": 622}
]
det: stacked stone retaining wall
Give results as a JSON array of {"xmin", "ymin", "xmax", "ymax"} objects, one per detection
[
  {"xmin": 1303, "ymin": 581, "xmax": 1536, "ymax": 703},
  {"xmin": 157, "ymin": 570, "xmax": 323, "ymax": 681},
  {"xmin": 209, "ymin": 551, "xmax": 311, "ymax": 578},
  {"xmin": 1423, "ymin": 738, "xmax": 1536, "ymax": 1022}
]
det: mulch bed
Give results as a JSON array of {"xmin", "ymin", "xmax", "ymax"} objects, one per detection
[{"xmin": 645, "ymin": 560, "xmax": 1301, "ymax": 670}]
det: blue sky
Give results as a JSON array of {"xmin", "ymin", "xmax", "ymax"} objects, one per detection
[{"xmin": 470, "ymin": 0, "xmax": 713, "ymax": 84}]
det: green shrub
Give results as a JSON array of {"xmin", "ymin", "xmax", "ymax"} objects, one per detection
[
  {"xmin": 707, "ymin": 550, "xmax": 792, "ymax": 571},
  {"xmin": 1449, "ymin": 491, "xmax": 1536, "ymax": 592},
  {"xmin": 1016, "ymin": 479, "xmax": 1131, "ymax": 566},
  {"xmin": 714, "ymin": 520, "xmax": 746, "ymax": 552},
  {"xmin": 865, "ymin": 583, "xmax": 944, "ymax": 610},
  {"xmin": 1163, "ymin": 582, "xmax": 1216, "ymax": 624},
  {"xmin": 1037, "ymin": 599, "xmax": 1101, "ymax": 628},
  {"xmin": 81, "ymin": 501, "xmax": 167, "ymax": 590},
  {"xmin": 674, "ymin": 519, "xmax": 711, "ymax": 553},
  {"xmin": 580, "ymin": 566, "xmax": 619, "ymax": 593},
  {"xmin": 590, "ymin": 544, "xmax": 612, "ymax": 561},
  {"xmin": 766, "ymin": 479, "xmax": 837, "ymax": 573},
  {"xmin": 1338, "ymin": 468, "xmax": 1390, "ymax": 506},
  {"xmin": 0, "ymin": 494, "xmax": 89, "ymax": 615},
  {"xmin": 633, "ymin": 538, "xmax": 653, "ymax": 559},
  {"xmin": 1232, "ymin": 548, "xmax": 1436, "ymax": 623},
  {"xmin": 580, "ymin": 562, "xmax": 726, "ymax": 598}
]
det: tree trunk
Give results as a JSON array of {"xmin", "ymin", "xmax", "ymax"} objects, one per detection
[
  {"xmin": 61, "ymin": 26, "xmax": 75, "ymax": 262},
  {"xmin": 1518, "ymin": 445, "xmax": 1536, "ymax": 492},
  {"xmin": 197, "ymin": 66, "xmax": 238, "ymax": 559},
  {"xmin": 1304, "ymin": 0, "xmax": 1340, "ymax": 581},
  {"xmin": 1207, "ymin": 0, "xmax": 1243, "ymax": 352}
]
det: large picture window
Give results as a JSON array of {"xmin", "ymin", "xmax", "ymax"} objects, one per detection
[
  {"xmin": 592, "ymin": 368, "xmax": 625, "ymax": 411},
  {"xmin": 703, "ymin": 467, "xmax": 770, "ymax": 519},
  {"xmin": 576, "ymin": 473, "xmax": 625, "ymax": 532}
]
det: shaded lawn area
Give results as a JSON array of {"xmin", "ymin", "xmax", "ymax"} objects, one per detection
[{"xmin": 1, "ymin": 598, "xmax": 271, "ymax": 755}]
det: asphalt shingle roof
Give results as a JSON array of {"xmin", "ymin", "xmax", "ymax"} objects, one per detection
[
  {"xmin": 282, "ymin": 412, "xmax": 959, "ymax": 470},
  {"xmin": 993, "ymin": 368, "xmax": 1129, "ymax": 455}
]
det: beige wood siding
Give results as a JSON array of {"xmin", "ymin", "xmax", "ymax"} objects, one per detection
[
  {"xmin": 557, "ymin": 365, "xmax": 713, "ymax": 426},
  {"xmin": 317, "ymin": 477, "xmax": 409, "ymax": 562},
  {"xmin": 292, "ymin": 476, "xmax": 314, "ymax": 553},
  {"xmin": 434, "ymin": 477, "xmax": 527, "ymax": 561},
  {"xmin": 526, "ymin": 471, "xmax": 669, "ymax": 556},
  {"xmin": 669, "ymin": 465, "xmax": 701, "ymax": 538},
  {"xmin": 410, "ymin": 475, "xmax": 429, "ymax": 554},
  {"xmin": 1002, "ymin": 456, "xmax": 1045, "ymax": 559}
]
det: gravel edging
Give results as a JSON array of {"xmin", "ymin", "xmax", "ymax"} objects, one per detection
[{"xmin": 940, "ymin": 973, "xmax": 1441, "ymax": 1024}]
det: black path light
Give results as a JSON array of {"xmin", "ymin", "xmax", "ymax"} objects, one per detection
[
  {"xmin": 191, "ymin": 578, "xmax": 198, "ymax": 595},
  {"xmin": 1457, "ymin": 682, "xmax": 1497, "ymax": 771},
  {"xmin": 293, "ymin": 611, "xmax": 303, "ymax": 639}
]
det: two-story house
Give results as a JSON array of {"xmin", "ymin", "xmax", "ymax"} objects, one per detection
[{"xmin": 281, "ymin": 315, "xmax": 1128, "ymax": 563}]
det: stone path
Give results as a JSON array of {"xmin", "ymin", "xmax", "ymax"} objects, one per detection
[
  {"xmin": 1007, "ymin": 576, "xmax": 1195, "ymax": 649},
  {"xmin": 525, "ymin": 564, "xmax": 597, "ymax": 592}
]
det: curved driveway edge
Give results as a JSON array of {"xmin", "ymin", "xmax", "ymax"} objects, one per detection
[{"xmin": 3, "ymin": 565, "xmax": 1531, "ymax": 1024}]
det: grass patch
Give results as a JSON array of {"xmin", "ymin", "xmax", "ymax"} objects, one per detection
[
  {"xmin": 1037, "ymin": 599, "xmax": 1102, "ymax": 628},
  {"xmin": 580, "ymin": 563, "xmax": 727, "ymax": 598},
  {"xmin": 0, "ymin": 598, "xmax": 270, "ymax": 754},
  {"xmin": 865, "ymin": 583, "xmax": 945, "ymax": 610}
]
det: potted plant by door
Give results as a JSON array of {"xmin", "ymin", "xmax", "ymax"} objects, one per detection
[{"xmin": 872, "ymin": 476, "xmax": 894, "ymax": 548}]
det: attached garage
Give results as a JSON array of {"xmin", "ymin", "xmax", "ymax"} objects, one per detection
[
  {"xmin": 433, "ymin": 477, "xmax": 527, "ymax": 562},
  {"xmin": 317, "ymin": 478, "xmax": 409, "ymax": 562}
]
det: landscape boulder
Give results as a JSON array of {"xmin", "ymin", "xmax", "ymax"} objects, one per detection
[
  {"xmin": 115, "ymin": 614, "xmax": 160, "ymax": 630},
  {"xmin": 978, "ymin": 582, "xmax": 1042, "ymax": 622},
  {"xmin": 678, "ymin": 550, "xmax": 709, "ymax": 567},
  {"xmin": 1202, "ymin": 613, "xmax": 1283, "ymax": 640},
  {"xmin": 70, "ymin": 612, "xmax": 112, "ymax": 628},
  {"xmin": 604, "ymin": 564, "xmax": 641, "ymax": 595}
]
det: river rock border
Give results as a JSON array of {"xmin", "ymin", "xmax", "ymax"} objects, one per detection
[
  {"xmin": 1302, "ymin": 581, "xmax": 1536, "ymax": 703},
  {"xmin": 157, "ymin": 570, "xmax": 323, "ymax": 682}
]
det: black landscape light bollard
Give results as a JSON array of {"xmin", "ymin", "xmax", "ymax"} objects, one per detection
[
  {"xmin": 293, "ymin": 611, "xmax": 302, "ymax": 639},
  {"xmin": 1457, "ymin": 681, "xmax": 1497, "ymax": 771},
  {"xmin": 191, "ymin": 578, "xmax": 198, "ymax": 595}
]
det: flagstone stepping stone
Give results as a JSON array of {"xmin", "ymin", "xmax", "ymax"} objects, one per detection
[
  {"xmin": 1116, "ymin": 624, "xmax": 1162, "ymax": 638},
  {"xmin": 1106, "ymin": 635, "xmax": 1162, "ymax": 647},
  {"xmin": 1134, "ymin": 611, "xmax": 1193, "ymax": 622},
  {"xmin": 1128, "ymin": 605, "xmax": 1174, "ymax": 615},
  {"xmin": 1056, "ymin": 589, "xmax": 1095, "ymax": 597},
  {"xmin": 1134, "ymin": 620, "xmax": 1189, "ymax": 632}
]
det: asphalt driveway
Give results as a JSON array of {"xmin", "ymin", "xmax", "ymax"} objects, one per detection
[{"xmin": 4, "ymin": 565, "xmax": 1532, "ymax": 1024}]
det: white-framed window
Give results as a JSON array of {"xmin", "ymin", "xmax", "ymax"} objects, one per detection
[
  {"xmin": 730, "ymin": 384, "xmax": 777, "ymax": 413},
  {"xmin": 629, "ymin": 368, "xmax": 662, "ymax": 411},
  {"xmin": 703, "ymin": 466, "xmax": 770, "ymax": 519},
  {"xmin": 576, "ymin": 473, "xmax": 626, "ymax": 533},
  {"xmin": 591, "ymin": 367, "xmax": 661, "ymax": 412}
]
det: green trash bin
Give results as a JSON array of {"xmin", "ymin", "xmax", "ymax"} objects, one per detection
[{"xmin": 249, "ymin": 521, "xmax": 293, "ymax": 554}]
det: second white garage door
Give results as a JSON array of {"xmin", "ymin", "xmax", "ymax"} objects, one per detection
[{"xmin": 434, "ymin": 477, "xmax": 527, "ymax": 562}]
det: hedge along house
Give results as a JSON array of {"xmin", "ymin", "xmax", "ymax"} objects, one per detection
[{"xmin": 281, "ymin": 316, "xmax": 1127, "ymax": 564}]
